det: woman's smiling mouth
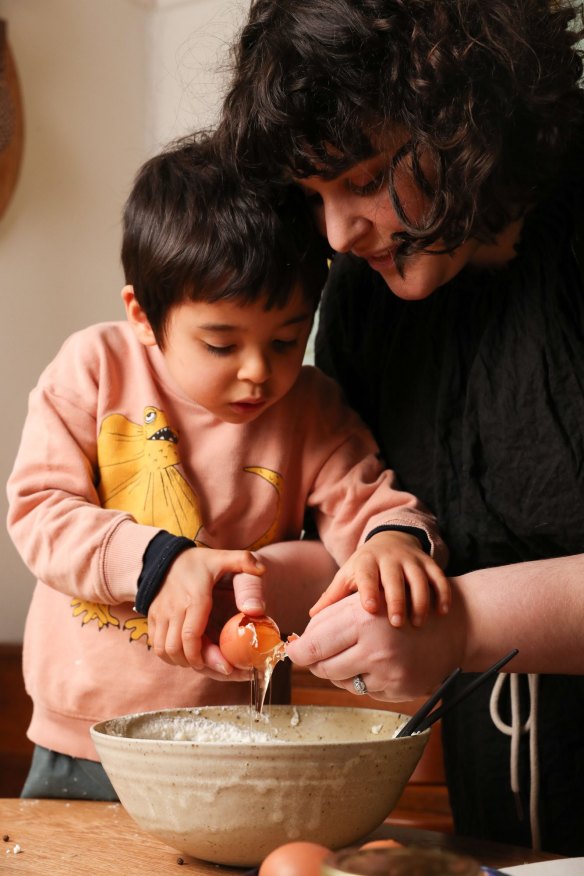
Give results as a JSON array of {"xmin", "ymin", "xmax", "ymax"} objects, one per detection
[{"xmin": 361, "ymin": 248, "xmax": 396, "ymax": 270}]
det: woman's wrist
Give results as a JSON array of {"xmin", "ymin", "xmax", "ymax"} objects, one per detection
[
  {"xmin": 444, "ymin": 576, "xmax": 471, "ymax": 670},
  {"xmin": 254, "ymin": 540, "xmax": 339, "ymax": 633}
]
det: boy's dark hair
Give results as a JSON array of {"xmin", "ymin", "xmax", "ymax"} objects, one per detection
[
  {"xmin": 121, "ymin": 132, "xmax": 329, "ymax": 344},
  {"xmin": 219, "ymin": 0, "xmax": 584, "ymax": 261}
]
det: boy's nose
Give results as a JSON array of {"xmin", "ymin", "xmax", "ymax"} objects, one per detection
[{"xmin": 238, "ymin": 351, "xmax": 271, "ymax": 384}]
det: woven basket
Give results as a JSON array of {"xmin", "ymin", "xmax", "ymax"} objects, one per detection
[{"xmin": 0, "ymin": 19, "xmax": 24, "ymax": 220}]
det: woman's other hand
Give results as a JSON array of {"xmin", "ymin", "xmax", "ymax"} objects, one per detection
[{"xmin": 285, "ymin": 590, "xmax": 466, "ymax": 702}]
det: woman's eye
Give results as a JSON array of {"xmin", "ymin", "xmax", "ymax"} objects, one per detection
[
  {"xmin": 300, "ymin": 189, "xmax": 323, "ymax": 210},
  {"xmin": 347, "ymin": 172, "xmax": 385, "ymax": 196},
  {"xmin": 205, "ymin": 344, "xmax": 235, "ymax": 356}
]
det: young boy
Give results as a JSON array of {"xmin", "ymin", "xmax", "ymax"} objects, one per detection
[{"xmin": 7, "ymin": 133, "xmax": 448, "ymax": 800}]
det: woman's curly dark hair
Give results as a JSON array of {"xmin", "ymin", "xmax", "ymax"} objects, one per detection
[{"xmin": 219, "ymin": 0, "xmax": 584, "ymax": 258}]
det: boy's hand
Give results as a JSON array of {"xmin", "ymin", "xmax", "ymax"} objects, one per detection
[
  {"xmin": 148, "ymin": 546, "xmax": 265, "ymax": 670},
  {"xmin": 309, "ymin": 531, "xmax": 450, "ymax": 628}
]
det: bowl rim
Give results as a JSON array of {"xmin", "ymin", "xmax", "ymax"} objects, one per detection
[{"xmin": 90, "ymin": 704, "xmax": 431, "ymax": 748}]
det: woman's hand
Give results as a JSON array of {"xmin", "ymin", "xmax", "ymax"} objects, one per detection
[{"xmin": 285, "ymin": 590, "xmax": 466, "ymax": 701}]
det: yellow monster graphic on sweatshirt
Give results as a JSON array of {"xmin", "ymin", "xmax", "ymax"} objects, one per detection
[
  {"xmin": 97, "ymin": 406, "xmax": 204, "ymax": 539},
  {"xmin": 70, "ymin": 405, "xmax": 283, "ymax": 641}
]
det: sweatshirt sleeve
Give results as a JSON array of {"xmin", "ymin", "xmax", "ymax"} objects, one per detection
[
  {"xmin": 303, "ymin": 370, "xmax": 448, "ymax": 568},
  {"xmin": 6, "ymin": 334, "xmax": 162, "ymax": 605}
]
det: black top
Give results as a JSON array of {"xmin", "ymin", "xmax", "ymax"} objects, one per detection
[
  {"xmin": 316, "ymin": 180, "xmax": 584, "ymax": 577},
  {"xmin": 315, "ymin": 178, "xmax": 584, "ymax": 855}
]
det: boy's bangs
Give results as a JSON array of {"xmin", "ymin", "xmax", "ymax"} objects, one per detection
[{"xmin": 189, "ymin": 264, "xmax": 296, "ymax": 310}]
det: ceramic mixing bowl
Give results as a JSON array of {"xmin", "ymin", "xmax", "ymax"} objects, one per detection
[{"xmin": 90, "ymin": 704, "xmax": 429, "ymax": 867}]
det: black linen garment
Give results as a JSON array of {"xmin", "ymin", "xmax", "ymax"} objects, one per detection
[{"xmin": 315, "ymin": 180, "xmax": 584, "ymax": 855}]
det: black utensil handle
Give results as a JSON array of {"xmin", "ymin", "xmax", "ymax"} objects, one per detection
[
  {"xmin": 415, "ymin": 648, "xmax": 519, "ymax": 733},
  {"xmin": 395, "ymin": 666, "xmax": 462, "ymax": 738}
]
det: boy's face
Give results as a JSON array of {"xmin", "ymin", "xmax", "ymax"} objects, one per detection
[{"xmin": 124, "ymin": 285, "xmax": 314, "ymax": 424}]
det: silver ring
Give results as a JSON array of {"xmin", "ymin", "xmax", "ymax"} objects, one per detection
[{"xmin": 352, "ymin": 674, "xmax": 367, "ymax": 695}]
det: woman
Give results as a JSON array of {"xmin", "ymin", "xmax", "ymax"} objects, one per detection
[{"xmin": 217, "ymin": 0, "xmax": 584, "ymax": 856}]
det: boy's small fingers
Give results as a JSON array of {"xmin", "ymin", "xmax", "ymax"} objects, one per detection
[
  {"xmin": 317, "ymin": 568, "xmax": 358, "ymax": 605},
  {"xmin": 379, "ymin": 567, "xmax": 407, "ymax": 626},
  {"xmin": 150, "ymin": 617, "xmax": 168, "ymax": 660},
  {"xmin": 152, "ymin": 617, "xmax": 190, "ymax": 667},
  {"xmin": 220, "ymin": 550, "xmax": 266, "ymax": 577},
  {"xmin": 201, "ymin": 640, "xmax": 233, "ymax": 676},
  {"xmin": 243, "ymin": 550, "xmax": 266, "ymax": 573},
  {"xmin": 405, "ymin": 567, "xmax": 432, "ymax": 626},
  {"xmin": 233, "ymin": 572, "xmax": 266, "ymax": 615},
  {"xmin": 182, "ymin": 603, "xmax": 212, "ymax": 667},
  {"xmin": 352, "ymin": 553, "xmax": 382, "ymax": 602},
  {"xmin": 430, "ymin": 569, "xmax": 452, "ymax": 612},
  {"xmin": 166, "ymin": 615, "xmax": 195, "ymax": 667},
  {"xmin": 308, "ymin": 595, "xmax": 330, "ymax": 616},
  {"xmin": 309, "ymin": 586, "xmax": 341, "ymax": 616},
  {"xmin": 181, "ymin": 635, "xmax": 204, "ymax": 670},
  {"xmin": 353, "ymin": 572, "xmax": 380, "ymax": 613},
  {"xmin": 386, "ymin": 598, "xmax": 406, "ymax": 627}
]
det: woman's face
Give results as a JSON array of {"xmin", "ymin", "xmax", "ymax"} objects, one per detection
[{"xmin": 296, "ymin": 151, "xmax": 486, "ymax": 301}]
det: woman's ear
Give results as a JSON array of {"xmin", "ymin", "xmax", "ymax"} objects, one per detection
[{"xmin": 121, "ymin": 285, "xmax": 157, "ymax": 347}]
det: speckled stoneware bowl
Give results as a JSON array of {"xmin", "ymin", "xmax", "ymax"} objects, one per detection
[{"xmin": 90, "ymin": 704, "xmax": 429, "ymax": 867}]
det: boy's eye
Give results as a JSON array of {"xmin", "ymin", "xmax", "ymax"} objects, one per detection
[
  {"xmin": 205, "ymin": 343, "xmax": 235, "ymax": 356},
  {"xmin": 272, "ymin": 338, "xmax": 298, "ymax": 352}
]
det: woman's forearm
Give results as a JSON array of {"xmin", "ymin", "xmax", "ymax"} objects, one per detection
[
  {"xmin": 456, "ymin": 552, "xmax": 584, "ymax": 674},
  {"xmin": 256, "ymin": 540, "xmax": 339, "ymax": 634}
]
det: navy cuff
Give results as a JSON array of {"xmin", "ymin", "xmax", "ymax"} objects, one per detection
[
  {"xmin": 364, "ymin": 524, "xmax": 432, "ymax": 555},
  {"xmin": 135, "ymin": 530, "xmax": 196, "ymax": 615}
]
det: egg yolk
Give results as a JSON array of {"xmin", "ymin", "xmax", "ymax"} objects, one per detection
[{"xmin": 219, "ymin": 612, "xmax": 286, "ymax": 670}]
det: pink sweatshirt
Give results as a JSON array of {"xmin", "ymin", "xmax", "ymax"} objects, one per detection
[{"xmin": 7, "ymin": 322, "xmax": 446, "ymax": 759}]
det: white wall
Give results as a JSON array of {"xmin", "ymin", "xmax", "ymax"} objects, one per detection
[
  {"xmin": 146, "ymin": 0, "xmax": 245, "ymax": 148},
  {"xmin": 0, "ymin": 0, "xmax": 245, "ymax": 642}
]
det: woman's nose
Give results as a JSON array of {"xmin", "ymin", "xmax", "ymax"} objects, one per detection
[
  {"xmin": 322, "ymin": 198, "xmax": 369, "ymax": 253},
  {"xmin": 238, "ymin": 350, "xmax": 271, "ymax": 384}
]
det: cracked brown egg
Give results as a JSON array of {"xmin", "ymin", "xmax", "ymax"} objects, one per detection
[{"xmin": 219, "ymin": 612, "xmax": 285, "ymax": 670}]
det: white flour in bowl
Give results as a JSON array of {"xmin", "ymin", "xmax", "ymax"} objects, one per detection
[
  {"xmin": 116, "ymin": 712, "xmax": 285, "ymax": 744},
  {"xmin": 168, "ymin": 716, "xmax": 280, "ymax": 743}
]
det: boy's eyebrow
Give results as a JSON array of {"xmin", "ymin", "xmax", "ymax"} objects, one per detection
[
  {"xmin": 198, "ymin": 323, "xmax": 239, "ymax": 332},
  {"xmin": 198, "ymin": 312, "xmax": 312, "ymax": 332},
  {"xmin": 280, "ymin": 312, "xmax": 312, "ymax": 326}
]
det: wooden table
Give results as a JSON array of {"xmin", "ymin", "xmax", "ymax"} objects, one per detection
[{"xmin": 0, "ymin": 798, "xmax": 562, "ymax": 875}]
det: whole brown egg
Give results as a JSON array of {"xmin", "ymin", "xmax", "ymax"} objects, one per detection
[{"xmin": 258, "ymin": 841, "xmax": 331, "ymax": 876}]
